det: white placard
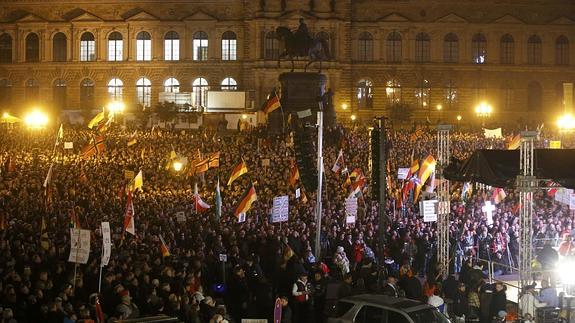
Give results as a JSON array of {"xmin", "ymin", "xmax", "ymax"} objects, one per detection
[
  {"xmin": 238, "ymin": 212, "xmax": 246, "ymax": 223},
  {"xmin": 262, "ymin": 159, "xmax": 270, "ymax": 167},
  {"xmin": 570, "ymin": 193, "xmax": 575, "ymax": 210},
  {"xmin": 295, "ymin": 188, "xmax": 301, "ymax": 198},
  {"xmin": 421, "ymin": 199, "xmax": 438, "ymax": 222},
  {"xmin": 397, "ymin": 168, "xmax": 410, "ymax": 180},
  {"xmin": 101, "ymin": 222, "xmax": 111, "ymax": 267},
  {"xmin": 176, "ymin": 211, "xmax": 186, "ymax": 223},
  {"xmin": 68, "ymin": 228, "xmax": 91, "ymax": 264},
  {"xmin": 345, "ymin": 197, "xmax": 358, "ymax": 224},
  {"xmin": 64, "ymin": 142, "xmax": 73, "ymax": 149},
  {"xmin": 219, "ymin": 254, "xmax": 228, "ymax": 262},
  {"xmin": 272, "ymin": 195, "xmax": 289, "ymax": 223}
]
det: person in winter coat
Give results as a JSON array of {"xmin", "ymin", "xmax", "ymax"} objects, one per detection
[
  {"xmin": 333, "ymin": 246, "xmax": 350, "ymax": 277},
  {"xmin": 452, "ymin": 283, "xmax": 469, "ymax": 323},
  {"xmin": 490, "ymin": 282, "xmax": 507, "ymax": 320}
]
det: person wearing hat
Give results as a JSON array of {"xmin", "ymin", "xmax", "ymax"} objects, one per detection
[
  {"xmin": 292, "ymin": 271, "xmax": 310, "ymax": 323},
  {"xmin": 519, "ymin": 283, "xmax": 546, "ymax": 322},
  {"xmin": 115, "ymin": 290, "xmax": 139, "ymax": 320}
]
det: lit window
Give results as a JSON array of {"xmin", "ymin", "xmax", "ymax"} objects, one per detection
[
  {"xmin": 108, "ymin": 32, "xmax": 123, "ymax": 61},
  {"xmin": 386, "ymin": 80, "xmax": 401, "ymax": 104},
  {"xmin": 107, "ymin": 78, "xmax": 123, "ymax": 100},
  {"xmin": 221, "ymin": 31, "xmax": 237, "ymax": 61},
  {"xmin": 192, "ymin": 77, "xmax": 209, "ymax": 107},
  {"xmin": 415, "ymin": 79, "xmax": 430, "ymax": 109},
  {"xmin": 80, "ymin": 32, "xmax": 96, "ymax": 62},
  {"xmin": 193, "ymin": 31, "xmax": 208, "ymax": 61},
  {"xmin": 164, "ymin": 78, "xmax": 180, "ymax": 93},
  {"xmin": 136, "ymin": 77, "xmax": 152, "ymax": 108},
  {"xmin": 164, "ymin": 31, "xmax": 179, "ymax": 61},
  {"xmin": 357, "ymin": 79, "xmax": 373, "ymax": 109},
  {"xmin": 136, "ymin": 31, "xmax": 152, "ymax": 61},
  {"xmin": 472, "ymin": 33, "xmax": 486, "ymax": 64},
  {"xmin": 444, "ymin": 81, "xmax": 458, "ymax": 109},
  {"xmin": 221, "ymin": 77, "xmax": 237, "ymax": 91}
]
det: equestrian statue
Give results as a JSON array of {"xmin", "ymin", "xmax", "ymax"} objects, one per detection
[{"xmin": 276, "ymin": 19, "xmax": 331, "ymax": 72}]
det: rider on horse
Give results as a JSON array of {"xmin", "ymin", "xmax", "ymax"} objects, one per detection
[{"xmin": 294, "ymin": 19, "xmax": 312, "ymax": 56}]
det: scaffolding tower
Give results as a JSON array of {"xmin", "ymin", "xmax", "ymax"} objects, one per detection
[
  {"xmin": 518, "ymin": 131, "xmax": 538, "ymax": 303},
  {"xmin": 437, "ymin": 125, "xmax": 452, "ymax": 278}
]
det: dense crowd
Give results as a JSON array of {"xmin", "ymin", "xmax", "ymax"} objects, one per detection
[{"xmin": 0, "ymin": 121, "xmax": 571, "ymax": 323}]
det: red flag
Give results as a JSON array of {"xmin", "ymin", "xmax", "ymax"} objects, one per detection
[
  {"xmin": 123, "ymin": 191, "xmax": 135, "ymax": 235},
  {"xmin": 95, "ymin": 296, "xmax": 105, "ymax": 323}
]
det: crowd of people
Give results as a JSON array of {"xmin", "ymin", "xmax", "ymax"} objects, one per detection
[{"xmin": 0, "ymin": 120, "xmax": 572, "ymax": 323}]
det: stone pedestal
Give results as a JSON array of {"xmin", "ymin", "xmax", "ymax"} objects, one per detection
[{"xmin": 267, "ymin": 72, "xmax": 335, "ymax": 130}]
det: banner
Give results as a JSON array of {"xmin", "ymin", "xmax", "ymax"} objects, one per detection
[
  {"xmin": 64, "ymin": 142, "xmax": 73, "ymax": 149},
  {"xmin": 483, "ymin": 128, "xmax": 502, "ymax": 138},
  {"xmin": 176, "ymin": 211, "xmax": 186, "ymax": 223},
  {"xmin": 238, "ymin": 212, "xmax": 246, "ymax": 223},
  {"xmin": 124, "ymin": 170, "xmax": 135, "ymax": 180},
  {"xmin": 549, "ymin": 141, "xmax": 561, "ymax": 149},
  {"xmin": 272, "ymin": 195, "xmax": 289, "ymax": 223},
  {"xmin": 345, "ymin": 197, "xmax": 357, "ymax": 224},
  {"xmin": 570, "ymin": 193, "xmax": 575, "ymax": 210},
  {"xmin": 397, "ymin": 168, "xmax": 410, "ymax": 180},
  {"xmin": 68, "ymin": 228, "xmax": 91, "ymax": 264},
  {"xmin": 101, "ymin": 222, "xmax": 111, "ymax": 267}
]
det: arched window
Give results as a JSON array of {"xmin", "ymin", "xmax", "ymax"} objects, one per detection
[
  {"xmin": 52, "ymin": 33, "xmax": 67, "ymax": 62},
  {"xmin": 356, "ymin": 79, "xmax": 373, "ymax": 109},
  {"xmin": 221, "ymin": 31, "xmax": 237, "ymax": 61},
  {"xmin": 358, "ymin": 32, "xmax": 373, "ymax": 62},
  {"xmin": 164, "ymin": 31, "xmax": 179, "ymax": 61},
  {"xmin": 0, "ymin": 79, "xmax": 12, "ymax": 107},
  {"xmin": 264, "ymin": 31, "xmax": 279, "ymax": 59},
  {"xmin": 107, "ymin": 78, "xmax": 123, "ymax": 100},
  {"xmin": 136, "ymin": 31, "xmax": 152, "ymax": 61},
  {"xmin": 0, "ymin": 34, "xmax": 12, "ymax": 63},
  {"xmin": 527, "ymin": 81, "xmax": 542, "ymax": 111},
  {"xmin": 53, "ymin": 79, "xmax": 67, "ymax": 109},
  {"xmin": 108, "ymin": 32, "xmax": 123, "ymax": 61},
  {"xmin": 415, "ymin": 33, "xmax": 430, "ymax": 63},
  {"xmin": 471, "ymin": 33, "xmax": 486, "ymax": 64},
  {"xmin": 316, "ymin": 31, "xmax": 332, "ymax": 59},
  {"xmin": 500, "ymin": 34, "xmax": 514, "ymax": 64},
  {"xmin": 416, "ymin": 79, "xmax": 431, "ymax": 109},
  {"xmin": 192, "ymin": 78, "xmax": 209, "ymax": 107},
  {"xmin": 80, "ymin": 78, "xmax": 95, "ymax": 110},
  {"xmin": 444, "ymin": 80, "xmax": 457, "ymax": 110},
  {"xmin": 221, "ymin": 77, "xmax": 237, "ymax": 91},
  {"xmin": 25, "ymin": 79, "xmax": 39, "ymax": 103},
  {"xmin": 556, "ymin": 35, "xmax": 569, "ymax": 66},
  {"xmin": 193, "ymin": 31, "xmax": 208, "ymax": 61},
  {"xmin": 443, "ymin": 33, "xmax": 458, "ymax": 63},
  {"xmin": 80, "ymin": 32, "xmax": 95, "ymax": 61},
  {"xmin": 25, "ymin": 33, "xmax": 39, "ymax": 62},
  {"xmin": 386, "ymin": 80, "xmax": 401, "ymax": 104},
  {"xmin": 136, "ymin": 78, "xmax": 152, "ymax": 108},
  {"xmin": 386, "ymin": 32, "xmax": 402, "ymax": 63},
  {"xmin": 164, "ymin": 78, "xmax": 180, "ymax": 93},
  {"xmin": 527, "ymin": 35, "xmax": 542, "ymax": 65}
]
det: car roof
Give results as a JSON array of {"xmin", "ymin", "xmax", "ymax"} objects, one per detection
[{"xmin": 340, "ymin": 294, "xmax": 435, "ymax": 313}]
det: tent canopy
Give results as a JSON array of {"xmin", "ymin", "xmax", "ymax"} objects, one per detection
[{"xmin": 444, "ymin": 149, "xmax": 575, "ymax": 189}]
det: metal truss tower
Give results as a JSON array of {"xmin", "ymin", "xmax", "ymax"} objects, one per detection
[
  {"xmin": 437, "ymin": 125, "xmax": 452, "ymax": 278},
  {"xmin": 518, "ymin": 131, "xmax": 538, "ymax": 302}
]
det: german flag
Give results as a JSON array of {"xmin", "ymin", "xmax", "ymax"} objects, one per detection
[
  {"xmin": 289, "ymin": 164, "xmax": 300, "ymax": 187},
  {"xmin": 342, "ymin": 173, "xmax": 352, "ymax": 190},
  {"xmin": 81, "ymin": 135, "xmax": 106, "ymax": 159},
  {"xmin": 234, "ymin": 183, "xmax": 257, "ymax": 217},
  {"xmin": 508, "ymin": 134, "xmax": 520, "ymax": 150},
  {"xmin": 263, "ymin": 91, "xmax": 281, "ymax": 114},
  {"xmin": 409, "ymin": 159, "xmax": 419, "ymax": 175},
  {"xmin": 159, "ymin": 235, "xmax": 170, "ymax": 257},
  {"xmin": 227, "ymin": 159, "xmax": 248, "ymax": 186}
]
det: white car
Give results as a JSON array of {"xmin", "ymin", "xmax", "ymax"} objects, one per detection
[{"xmin": 327, "ymin": 294, "xmax": 451, "ymax": 323}]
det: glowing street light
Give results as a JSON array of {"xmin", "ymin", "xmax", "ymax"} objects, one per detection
[
  {"xmin": 173, "ymin": 161, "xmax": 183, "ymax": 172},
  {"xmin": 107, "ymin": 101, "xmax": 125, "ymax": 115},
  {"xmin": 436, "ymin": 104, "xmax": 443, "ymax": 111},
  {"xmin": 24, "ymin": 110, "xmax": 48, "ymax": 129},
  {"xmin": 557, "ymin": 113, "xmax": 575, "ymax": 131},
  {"xmin": 350, "ymin": 114, "xmax": 357, "ymax": 121},
  {"xmin": 475, "ymin": 102, "xmax": 493, "ymax": 126},
  {"xmin": 241, "ymin": 114, "xmax": 248, "ymax": 120},
  {"xmin": 457, "ymin": 115, "xmax": 462, "ymax": 121},
  {"xmin": 341, "ymin": 103, "xmax": 348, "ymax": 110}
]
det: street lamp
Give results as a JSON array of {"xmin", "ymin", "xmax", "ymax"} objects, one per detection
[
  {"xmin": 350, "ymin": 114, "xmax": 356, "ymax": 121},
  {"xmin": 341, "ymin": 103, "xmax": 348, "ymax": 110},
  {"xmin": 557, "ymin": 113, "xmax": 575, "ymax": 148},
  {"xmin": 24, "ymin": 110, "xmax": 48, "ymax": 129},
  {"xmin": 173, "ymin": 161, "xmax": 183, "ymax": 172},
  {"xmin": 475, "ymin": 102, "xmax": 492, "ymax": 127}
]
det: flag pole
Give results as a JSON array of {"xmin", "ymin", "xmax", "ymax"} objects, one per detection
[
  {"xmin": 314, "ymin": 102, "xmax": 324, "ymax": 260},
  {"xmin": 98, "ymin": 251, "xmax": 103, "ymax": 293}
]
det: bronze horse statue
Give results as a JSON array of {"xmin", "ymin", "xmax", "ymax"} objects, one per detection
[{"xmin": 275, "ymin": 26, "xmax": 331, "ymax": 72}]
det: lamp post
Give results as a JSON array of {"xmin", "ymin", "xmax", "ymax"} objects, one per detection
[
  {"xmin": 475, "ymin": 102, "xmax": 492, "ymax": 127},
  {"xmin": 457, "ymin": 115, "xmax": 462, "ymax": 130}
]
